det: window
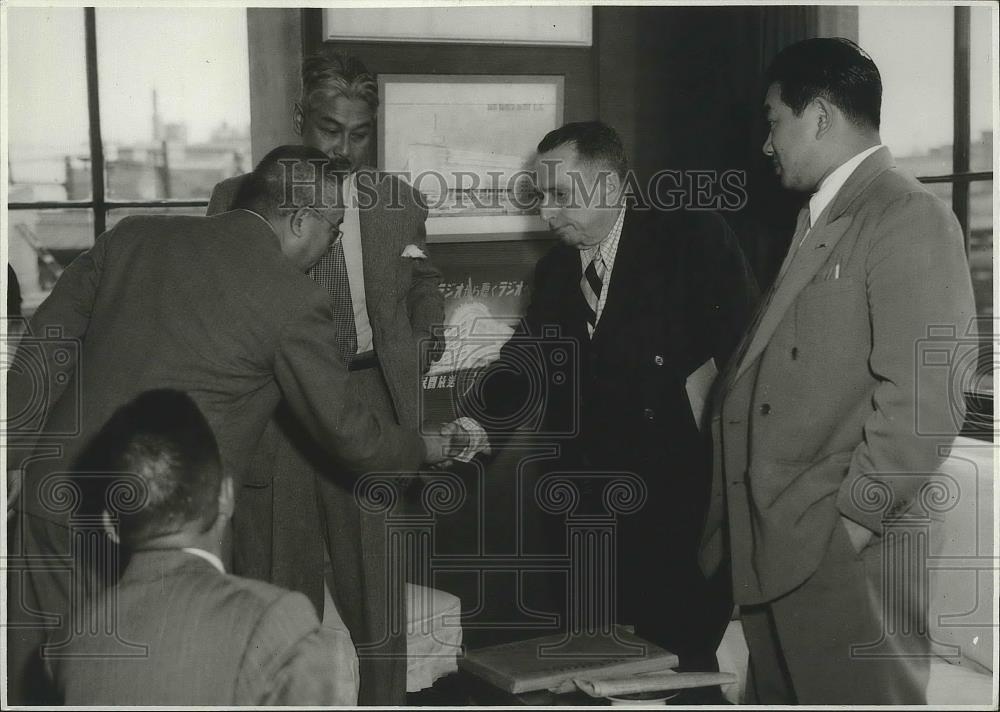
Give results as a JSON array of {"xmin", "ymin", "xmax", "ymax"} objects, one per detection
[
  {"xmin": 7, "ymin": 7, "xmax": 250, "ymax": 314},
  {"xmin": 860, "ymin": 5, "xmax": 994, "ymax": 422}
]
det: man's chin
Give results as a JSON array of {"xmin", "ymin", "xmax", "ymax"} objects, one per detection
[{"xmin": 552, "ymin": 229, "xmax": 582, "ymax": 247}]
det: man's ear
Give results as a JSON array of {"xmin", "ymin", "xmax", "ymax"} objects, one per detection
[
  {"xmin": 218, "ymin": 476, "xmax": 235, "ymax": 520},
  {"xmin": 290, "ymin": 207, "xmax": 310, "ymax": 237},
  {"xmin": 813, "ymin": 96, "xmax": 834, "ymax": 140},
  {"xmin": 605, "ymin": 170, "xmax": 622, "ymax": 205},
  {"xmin": 292, "ymin": 102, "xmax": 305, "ymax": 136},
  {"xmin": 102, "ymin": 510, "xmax": 121, "ymax": 544}
]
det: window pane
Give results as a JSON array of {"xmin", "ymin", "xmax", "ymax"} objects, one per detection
[
  {"xmin": 105, "ymin": 206, "xmax": 208, "ymax": 230},
  {"xmin": 7, "ymin": 8, "xmax": 91, "ymax": 201},
  {"xmin": 8, "ymin": 210, "xmax": 95, "ymax": 315},
  {"xmin": 96, "ymin": 8, "xmax": 251, "ymax": 201},
  {"xmin": 968, "ymin": 180, "xmax": 993, "ymax": 382},
  {"xmin": 969, "ymin": 6, "xmax": 993, "ymax": 172},
  {"xmin": 859, "ymin": 6, "xmax": 953, "ymax": 176}
]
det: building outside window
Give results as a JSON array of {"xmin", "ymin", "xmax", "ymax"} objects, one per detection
[
  {"xmin": 7, "ymin": 7, "xmax": 251, "ymax": 314},
  {"xmin": 859, "ymin": 4, "xmax": 994, "ymax": 400}
]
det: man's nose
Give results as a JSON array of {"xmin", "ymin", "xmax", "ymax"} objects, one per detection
[
  {"xmin": 762, "ymin": 131, "xmax": 774, "ymax": 157},
  {"xmin": 539, "ymin": 204, "xmax": 556, "ymax": 222},
  {"xmin": 328, "ymin": 135, "xmax": 350, "ymax": 160}
]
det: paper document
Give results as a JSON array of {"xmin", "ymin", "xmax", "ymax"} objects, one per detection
[
  {"xmin": 574, "ymin": 670, "xmax": 737, "ymax": 697},
  {"xmin": 685, "ymin": 358, "xmax": 718, "ymax": 431}
]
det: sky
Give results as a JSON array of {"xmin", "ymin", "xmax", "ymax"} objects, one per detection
[
  {"xmin": 7, "ymin": 6, "xmax": 250, "ymax": 156},
  {"xmin": 859, "ymin": 4, "xmax": 994, "ymax": 157},
  {"xmin": 5, "ymin": 5, "xmax": 996, "ymax": 162}
]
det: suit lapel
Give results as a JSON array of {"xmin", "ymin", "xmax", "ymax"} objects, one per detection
[
  {"xmin": 553, "ymin": 247, "xmax": 589, "ymax": 339},
  {"xmin": 731, "ymin": 147, "xmax": 895, "ymax": 384},
  {"xmin": 357, "ymin": 173, "xmax": 395, "ymax": 314}
]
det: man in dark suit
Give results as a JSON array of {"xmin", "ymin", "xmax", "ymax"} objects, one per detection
[
  {"xmin": 207, "ymin": 51, "xmax": 443, "ymax": 705},
  {"xmin": 698, "ymin": 39, "xmax": 977, "ymax": 703},
  {"xmin": 455, "ymin": 122, "xmax": 757, "ymax": 671},
  {"xmin": 6, "ymin": 145, "xmax": 451, "ymax": 703},
  {"xmin": 51, "ymin": 389, "xmax": 359, "ymax": 705}
]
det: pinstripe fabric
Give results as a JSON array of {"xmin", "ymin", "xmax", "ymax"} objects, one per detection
[{"xmin": 308, "ymin": 237, "xmax": 358, "ymax": 363}]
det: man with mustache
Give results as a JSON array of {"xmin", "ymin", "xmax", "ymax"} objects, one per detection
[{"xmin": 208, "ymin": 51, "xmax": 444, "ymax": 705}]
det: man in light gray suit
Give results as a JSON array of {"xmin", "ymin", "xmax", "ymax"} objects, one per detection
[
  {"xmin": 698, "ymin": 38, "xmax": 976, "ymax": 704},
  {"xmin": 208, "ymin": 50, "xmax": 444, "ymax": 705},
  {"xmin": 52, "ymin": 389, "xmax": 359, "ymax": 705}
]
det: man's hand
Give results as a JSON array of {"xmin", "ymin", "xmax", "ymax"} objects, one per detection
[
  {"xmin": 419, "ymin": 333, "xmax": 446, "ymax": 375},
  {"xmin": 420, "ymin": 423, "xmax": 470, "ymax": 466}
]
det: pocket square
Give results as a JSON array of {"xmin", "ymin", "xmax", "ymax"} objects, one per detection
[{"xmin": 401, "ymin": 244, "xmax": 427, "ymax": 259}]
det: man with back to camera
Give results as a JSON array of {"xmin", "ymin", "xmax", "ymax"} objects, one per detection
[
  {"xmin": 5, "ymin": 145, "xmax": 455, "ymax": 704},
  {"xmin": 208, "ymin": 50, "xmax": 443, "ymax": 705},
  {"xmin": 453, "ymin": 121, "xmax": 758, "ymax": 675},
  {"xmin": 51, "ymin": 389, "xmax": 359, "ymax": 705},
  {"xmin": 697, "ymin": 38, "xmax": 977, "ymax": 704}
]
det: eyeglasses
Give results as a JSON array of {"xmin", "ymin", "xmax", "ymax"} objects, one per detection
[{"xmin": 308, "ymin": 207, "xmax": 344, "ymax": 243}]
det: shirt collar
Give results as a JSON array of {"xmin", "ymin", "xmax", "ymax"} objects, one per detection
[
  {"xmin": 583, "ymin": 207, "xmax": 627, "ymax": 264},
  {"xmin": 809, "ymin": 144, "xmax": 883, "ymax": 226},
  {"xmin": 238, "ymin": 208, "xmax": 273, "ymax": 229},
  {"xmin": 181, "ymin": 547, "xmax": 226, "ymax": 574}
]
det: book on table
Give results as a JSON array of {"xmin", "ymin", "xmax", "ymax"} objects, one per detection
[{"xmin": 458, "ymin": 625, "xmax": 679, "ymax": 694}]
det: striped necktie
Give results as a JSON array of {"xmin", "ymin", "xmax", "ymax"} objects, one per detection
[
  {"xmin": 308, "ymin": 238, "xmax": 359, "ymax": 363},
  {"xmin": 581, "ymin": 254, "xmax": 606, "ymax": 334}
]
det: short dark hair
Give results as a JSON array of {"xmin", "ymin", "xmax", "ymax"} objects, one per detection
[
  {"xmin": 300, "ymin": 49, "xmax": 378, "ymax": 115},
  {"xmin": 537, "ymin": 121, "xmax": 629, "ymax": 181},
  {"xmin": 78, "ymin": 390, "xmax": 222, "ymax": 547},
  {"xmin": 233, "ymin": 145, "xmax": 349, "ymax": 219},
  {"xmin": 765, "ymin": 37, "xmax": 882, "ymax": 130}
]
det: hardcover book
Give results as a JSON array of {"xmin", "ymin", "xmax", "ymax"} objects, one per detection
[{"xmin": 458, "ymin": 626, "xmax": 679, "ymax": 694}]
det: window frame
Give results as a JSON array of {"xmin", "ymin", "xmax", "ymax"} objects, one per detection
[
  {"xmin": 905, "ymin": 6, "xmax": 993, "ymax": 440},
  {"xmin": 7, "ymin": 8, "xmax": 214, "ymax": 234},
  {"xmin": 8, "ymin": 6, "xmax": 994, "ymax": 435}
]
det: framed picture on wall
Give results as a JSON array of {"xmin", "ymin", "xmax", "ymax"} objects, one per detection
[
  {"xmin": 377, "ymin": 74, "xmax": 564, "ymax": 240},
  {"xmin": 323, "ymin": 6, "xmax": 592, "ymax": 46}
]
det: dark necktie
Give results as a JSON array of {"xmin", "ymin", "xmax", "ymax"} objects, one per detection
[
  {"xmin": 308, "ymin": 238, "xmax": 359, "ymax": 363},
  {"xmin": 581, "ymin": 254, "xmax": 606, "ymax": 334}
]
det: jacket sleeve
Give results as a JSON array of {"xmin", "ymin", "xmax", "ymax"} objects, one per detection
[
  {"xmin": 236, "ymin": 592, "xmax": 359, "ymax": 706},
  {"xmin": 6, "ymin": 230, "xmax": 112, "ymax": 468},
  {"xmin": 273, "ymin": 292, "xmax": 426, "ymax": 476},
  {"xmin": 836, "ymin": 191, "xmax": 977, "ymax": 533},
  {"xmin": 465, "ymin": 253, "xmax": 557, "ymax": 444},
  {"xmin": 691, "ymin": 212, "xmax": 760, "ymax": 371}
]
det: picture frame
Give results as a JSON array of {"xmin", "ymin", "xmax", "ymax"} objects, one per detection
[
  {"xmin": 323, "ymin": 7, "xmax": 592, "ymax": 47},
  {"xmin": 377, "ymin": 74, "xmax": 564, "ymax": 241}
]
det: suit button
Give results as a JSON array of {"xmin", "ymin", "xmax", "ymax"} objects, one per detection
[
  {"xmin": 643, "ymin": 408, "xmax": 656, "ymax": 421},
  {"xmin": 758, "ymin": 403, "xmax": 771, "ymax": 415},
  {"xmin": 654, "ymin": 355, "xmax": 664, "ymax": 366}
]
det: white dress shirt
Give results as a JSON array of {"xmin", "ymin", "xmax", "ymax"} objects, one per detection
[
  {"xmin": 807, "ymin": 144, "xmax": 884, "ymax": 234},
  {"xmin": 579, "ymin": 207, "xmax": 627, "ymax": 333},
  {"xmin": 181, "ymin": 547, "xmax": 226, "ymax": 574},
  {"xmin": 341, "ymin": 173, "xmax": 374, "ymax": 354}
]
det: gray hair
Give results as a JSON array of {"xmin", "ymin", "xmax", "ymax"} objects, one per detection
[{"xmin": 300, "ymin": 50, "xmax": 379, "ymax": 114}]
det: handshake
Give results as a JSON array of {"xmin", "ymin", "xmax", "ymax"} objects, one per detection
[{"xmin": 419, "ymin": 418, "xmax": 491, "ymax": 467}]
